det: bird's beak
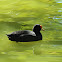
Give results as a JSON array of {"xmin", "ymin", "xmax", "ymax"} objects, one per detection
[
  {"xmin": 40, "ymin": 25, "xmax": 44, "ymax": 31},
  {"xmin": 42, "ymin": 28, "xmax": 44, "ymax": 31}
]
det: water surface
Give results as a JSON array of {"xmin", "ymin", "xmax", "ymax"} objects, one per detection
[{"xmin": 0, "ymin": 0, "xmax": 62, "ymax": 62}]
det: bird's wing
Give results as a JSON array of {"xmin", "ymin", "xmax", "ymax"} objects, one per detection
[{"xmin": 19, "ymin": 34, "xmax": 38, "ymax": 41}]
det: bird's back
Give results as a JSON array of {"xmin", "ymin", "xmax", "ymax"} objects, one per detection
[{"xmin": 11, "ymin": 30, "xmax": 36, "ymax": 36}]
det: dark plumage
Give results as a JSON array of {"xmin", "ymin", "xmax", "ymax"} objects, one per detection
[{"xmin": 6, "ymin": 24, "xmax": 44, "ymax": 42}]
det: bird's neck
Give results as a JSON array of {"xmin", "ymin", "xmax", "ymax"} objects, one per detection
[
  {"xmin": 34, "ymin": 31, "xmax": 42, "ymax": 40},
  {"xmin": 34, "ymin": 31, "xmax": 41, "ymax": 36}
]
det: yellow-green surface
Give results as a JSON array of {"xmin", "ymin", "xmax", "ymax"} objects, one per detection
[{"xmin": 0, "ymin": 0, "xmax": 62, "ymax": 62}]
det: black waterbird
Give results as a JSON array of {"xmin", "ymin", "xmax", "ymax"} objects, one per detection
[{"xmin": 6, "ymin": 24, "xmax": 44, "ymax": 42}]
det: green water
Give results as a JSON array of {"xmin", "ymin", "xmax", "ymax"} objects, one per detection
[{"xmin": 0, "ymin": 0, "xmax": 62, "ymax": 62}]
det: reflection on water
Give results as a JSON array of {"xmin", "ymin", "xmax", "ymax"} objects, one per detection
[
  {"xmin": 58, "ymin": 10, "xmax": 62, "ymax": 12},
  {"xmin": 57, "ymin": 2, "xmax": 62, "ymax": 3},
  {"xmin": 53, "ymin": 17, "xmax": 62, "ymax": 19}
]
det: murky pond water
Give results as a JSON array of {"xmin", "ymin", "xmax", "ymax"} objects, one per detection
[{"xmin": 0, "ymin": 0, "xmax": 62, "ymax": 62}]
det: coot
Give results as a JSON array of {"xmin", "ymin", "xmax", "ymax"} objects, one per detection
[{"xmin": 7, "ymin": 24, "xmax": 44, "ymax": 42}]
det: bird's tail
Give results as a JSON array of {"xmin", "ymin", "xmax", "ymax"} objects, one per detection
[{"xmin": 6, "ymin": 34, "xmax": 10, "ymax": 37}]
